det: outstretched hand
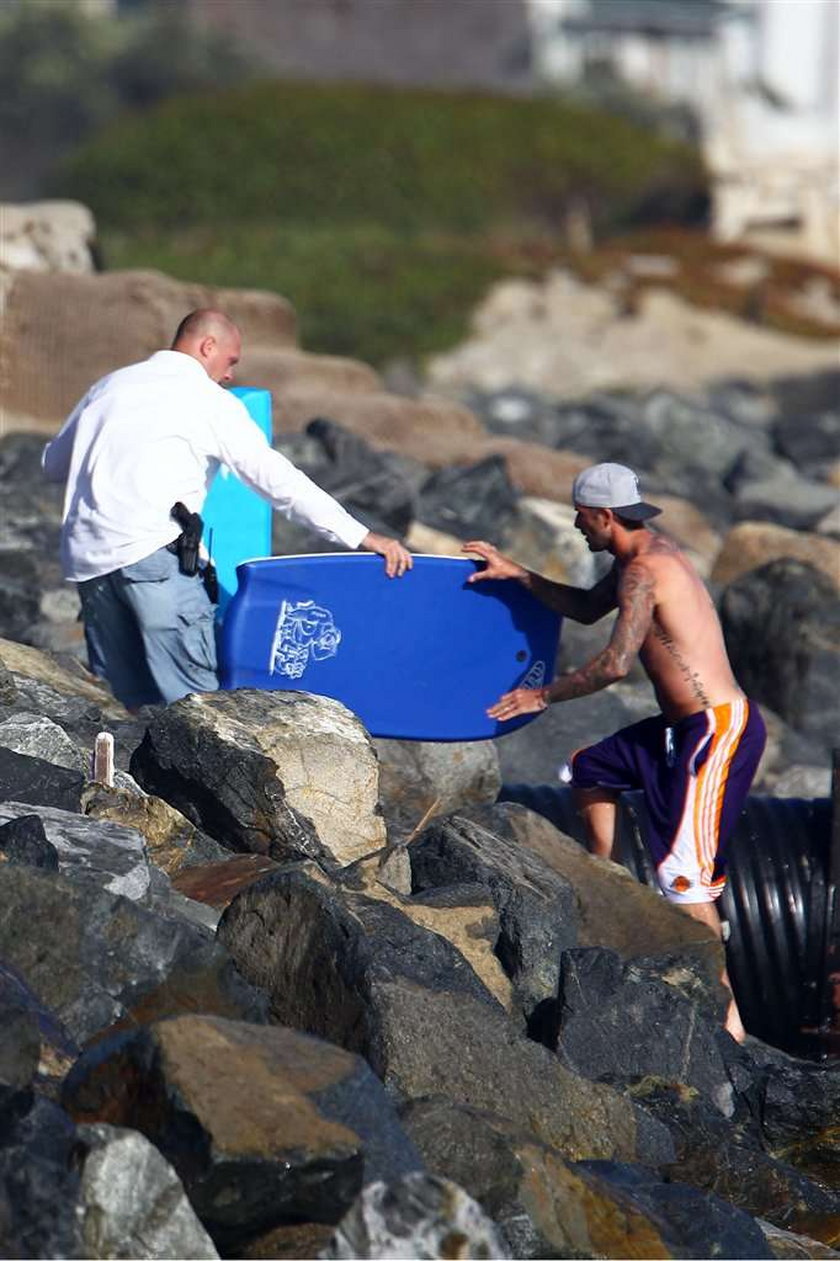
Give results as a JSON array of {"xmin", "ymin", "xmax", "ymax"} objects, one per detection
[
  {"xmin": 362, "ymin": 532, "xmax": 413, "ymax": 578},
  {"xmin": 462, "ymin": 540, "xmax": 527, "ymax": 584},
  {"xmin": 487, "ymin": 686, "xmax": 549, "ymax": 721}
]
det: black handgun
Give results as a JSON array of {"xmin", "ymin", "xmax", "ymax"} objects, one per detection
[{"xmin": 170, "ymin": 501, "xmax": 203, "ymax": 577}]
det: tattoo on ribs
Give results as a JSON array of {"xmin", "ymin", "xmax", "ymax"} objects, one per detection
[{"xmin": 653, "ymin": 624, "xmax": 712, "ymax": 707}]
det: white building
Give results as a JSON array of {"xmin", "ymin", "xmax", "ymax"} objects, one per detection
[{"xmin": 527, "ymin": 0, "xmax": 840, "ymax": 264}]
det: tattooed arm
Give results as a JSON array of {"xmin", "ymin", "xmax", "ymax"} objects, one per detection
[{"xmin": 487, "ymin": 558, "xmax": 656, "ymax": 719}]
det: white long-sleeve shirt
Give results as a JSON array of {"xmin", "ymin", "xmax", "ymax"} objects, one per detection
[{"xmin": 43, "ymin": 350, "xmax": 369, "ymax": 582}]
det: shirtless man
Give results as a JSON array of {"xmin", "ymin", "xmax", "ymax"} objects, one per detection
[{"xmin": 464, "ymin": 462, "xmax": 766, "ymax": 1042}]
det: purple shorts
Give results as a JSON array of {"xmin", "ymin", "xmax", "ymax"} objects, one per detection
[{"xmin": 569, "ymin": 699, "xmax": 766, "ymax": 904}]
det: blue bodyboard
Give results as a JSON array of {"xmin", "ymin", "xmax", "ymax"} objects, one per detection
[
  {"xmin": 219, "ymin": 554, "xmax": 562, "ymax": 741},
  {"xmin": 202, "ymin": 387, "xmax": 272, "ymax": 613}
]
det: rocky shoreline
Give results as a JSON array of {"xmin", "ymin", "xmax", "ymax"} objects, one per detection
[{"xmin": 1, "ymin": 245, "xmax": 839, "ymax": 1257}]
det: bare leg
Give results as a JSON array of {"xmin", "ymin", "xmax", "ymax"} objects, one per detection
[
  {"xmin": 680, "ymin": 900, "xmax": 746, "ymax": 1043},
  {"xmin": 574, "ymin": 786, "xmax": 619, "ymax": 859}
]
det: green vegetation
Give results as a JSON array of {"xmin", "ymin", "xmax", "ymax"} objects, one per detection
[{"xmin": 56, "ymin": 79, "xmax": 711, "ymax": 365}]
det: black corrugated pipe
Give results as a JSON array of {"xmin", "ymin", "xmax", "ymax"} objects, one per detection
[{"xmin": 500, "ymin": 761, "xmax": 839, "ymax": 1060}]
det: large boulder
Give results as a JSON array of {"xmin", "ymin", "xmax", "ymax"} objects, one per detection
[
  {"xmin": 629, "ymin": 1079, "xmax": 840, "ymax": 1245},
  {"xmin": 401, "ymin": 1099, "xmax": 675, "ymax": 1259},
  {"xmin": 0, "ymin": 864, "xmax": 267, "ymax": 1045},
  {"xmin": 555, "ymin": 947, "xmax": 732, "ymax": 1111},
  {"xmin": 1, "ymin": 268, "xmax": 297, "ymax": 425},
  {"xmin": 0, "ymin": 1092, "xmax": 87, "ymax": 1258},
  {"xmin": 217, "ymin": 864, "xmax": 639, "ymax": 1164},
  {"xmin": 0, "ymin": 200, "xmax": 96, "ymax": 275},
  {"xmin": 459, "ymin": 803, "xmax": 724, "ymax": 985},
  {"xmin": 274, "ymin": 388, "xmax": 486, "ymax": 468},
  {"xmin": 63, "ymin": 1015, "xmax": 423, "ymax": 1254},
  {"xmin": 416, "ymin": 454, "xmax": 521, "ymax": 544},
  {"xmin": 129, "ymin": 689, "xmax": 386, "ymax": 865},
  {"xmin": 0, "ymin": 710, "xmax": 88, "ymax": 774},
  {"xmin": 720, "ymin": 558, "xmax": 840, "ymax": 747}
]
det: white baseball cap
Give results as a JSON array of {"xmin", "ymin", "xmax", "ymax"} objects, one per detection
[{"xmin": 572, "ymin": 463, "xmax": 662, "ymax": 521}]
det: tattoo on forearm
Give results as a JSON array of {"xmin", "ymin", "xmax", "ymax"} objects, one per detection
[
  {"xmin": 653, "ymin": 625, "xmax": 712, "ymax": 707},
  {"xmin": 547, "ymin": 564, "xmax": 654, "ymax": 703}
]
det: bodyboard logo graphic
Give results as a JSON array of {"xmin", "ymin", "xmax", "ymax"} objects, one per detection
[
  {"xmin": 521, "ymin": 660, "xmax": 546, "ymax": 689},
  {"xmin": 269, "ymin": 599, "xmax": 342, "ymax": 679}
]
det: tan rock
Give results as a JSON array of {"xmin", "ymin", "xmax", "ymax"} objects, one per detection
[
  {"xmin": 0, "ymin": 200, "xmax": 95, "ymax": 274},
  {"xmin": 238, "ymin": 346, "xmax": 380, "ymax": 400},
  {"xmin": 0, "ymin": 636, "xmax": 128, "ymax": 722},
  {"xmin": 405, "ymin": 521, "xmax": 464, "ymax": 556},
  {"xmin": 481, "ymin": 439, "xmax": 588, "ymax": 501},
  {"xmin": 343, "ymin": 851, "xmax": 511, "ymax": 1011},
  {"xmin": 1, "ymin": 269, "xmax": 297, "ymax": 424},
  {"xmin": 81, "ymin": 784, "xmax": 208, "ymax": 878},
  {"xmin": 711, "ymin": 522, "xmax": 840, "ymax": 589},
  {"xmin": 505, "ymin": 497, "xmax": 599, "ymax": 584}
]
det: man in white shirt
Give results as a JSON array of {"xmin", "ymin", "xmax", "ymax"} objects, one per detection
[{"xmin": 43, "ymin": 308, "xmax": 412, "ymax": 709}]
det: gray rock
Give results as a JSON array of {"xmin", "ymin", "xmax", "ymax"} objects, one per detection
[
  {"xmin": 218, "ymin": 865, "xmax": 638, "ymax": 1165},
  {"xmin": 0, "ymin": 710, "xmax": 88, "ymax": 773},
  {"xmin": 555, "ymin": 947, "xmax": 734, "ymax": 1114},
  {"xmin": 373, "ymin": 738, "xmax": 501, "ymax": 841},
  {"xmin": 130, "ymin": 689, "xmax": 386, "ymax": 865},
  {"xmin": 64, "ymin": 1015, "xmax": 423, "ymax": 1254},
  {"xmin": 576, "ymin": 1161, "xmax": 773, "ymax": 1260},
  {"xmin": 769, "ymin": 763, "xmax": 832, "ymax": 798},
  {"xmin": 732, "ymin": 467, "xmax": 840, "ymax": 532},
  {"xmin": 720, "ymin": 558, "xmax": 840, "ymax": 748},
  {"xmin": 628, "ymin": 1078, "xmax": 840, "ymax": 1239},
  {"xmin": 76, "ymin": 1123, "xmax": 219, "ymax": 1260},
  {"xmin": 408, "ymin": 811, "xmax": 579, "ymax": 1033},
  {"xmin": 0, "ymin": 864, "xmax": 267, "ymax": 1045},
  {"xmin": 0, "ymin": 801, "xmax": 150, "ymax": 901},
  {"xmin": 322, "ymin": 1173, "xmax": 511, "ymax": 1260}
]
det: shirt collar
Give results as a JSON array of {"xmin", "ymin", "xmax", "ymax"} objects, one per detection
[{"xmin": 149, "ymin": 349, "xmax": 210, "ymax": 379}]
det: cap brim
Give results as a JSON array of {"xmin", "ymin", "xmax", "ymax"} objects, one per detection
[{"xmin": 613, "ymin": 502, "xmax": 662, "ymax": 521}]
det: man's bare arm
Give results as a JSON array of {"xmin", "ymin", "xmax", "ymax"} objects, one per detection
[
  {"xmin": 486, "ymin": 558, "xmax": 655, "ymax": 719},
  {"xmin": 463, "ymin": 540, "xmax": 618, "ymax": 624}
]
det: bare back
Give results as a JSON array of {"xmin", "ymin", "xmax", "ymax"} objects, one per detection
[{"xmin": 626, "ymin": 536, "xmax": 743, "ymax": 721}]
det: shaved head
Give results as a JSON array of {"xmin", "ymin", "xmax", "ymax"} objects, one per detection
[
  {"xmin": 172, "ymin": 309, "xmax": 239, "ymax": 348},
  {"xmin": 171, "ymin": 309, "xmax": 241, "ymax": 384}
]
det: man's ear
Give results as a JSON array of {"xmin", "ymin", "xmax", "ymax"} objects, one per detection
[{"xmin": 198, "ymin": 335, "xmax": 216, "ymax": 361}]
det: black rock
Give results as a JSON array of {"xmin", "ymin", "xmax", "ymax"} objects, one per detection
[
  {"xmin": 627, "ymin": 1078, "xmax": 840, "ymax": 1239},
  {"xmin": 408, "ymin": 811, "xmax": 579, "ymax": 1033},
  {"xmin": 416, "ymin": 454, "xmax": 520, "ymax": 543},
  {"xmin": 0, "ymin": 864, "xmax": 268, "ymax": 1046},
  {"xmin": 576, "ymin": 1160, "xmax": 773, "ymax": 1259},
  {"xmin": 0, "ymin": 812, "xmax": 59, "ymax": 869},
  {"xmin": 720, "ymin": 558, "xmax": 840, "ymax": 748},
  {"xmin": 0, "ymin": 1090, "xmax": 84, "ymax": 1259},
  {"xmin": 555, "ymin": 947, "xmax": 731, "ymax": 1108},
  {"xmin": 0, "ymin": 746, "xmax": 85, "ymax": 812}
]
